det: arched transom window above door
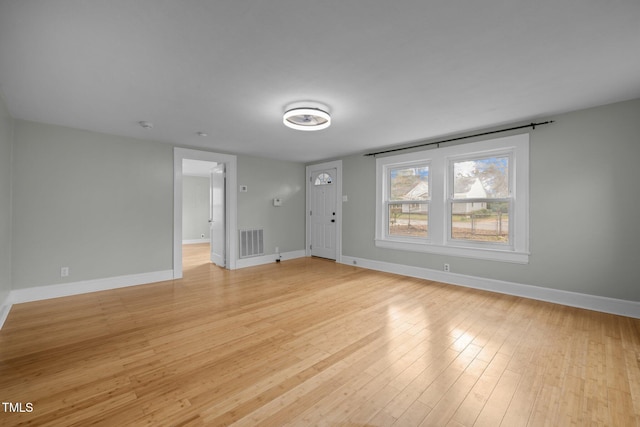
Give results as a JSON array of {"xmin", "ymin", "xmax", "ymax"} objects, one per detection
[{"xmin": 314, "ymin": 172, "xmax": 333, "ymax": 185}]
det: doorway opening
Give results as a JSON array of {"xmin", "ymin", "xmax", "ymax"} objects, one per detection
[
  {"xmin": 173, "ymin": 148, "xmax": 238, "ymax": 279},
  {"xmin": 181, "ymin": 159, "xmax": 218, "ymax": 270}
]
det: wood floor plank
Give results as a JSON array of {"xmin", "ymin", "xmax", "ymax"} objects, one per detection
[
  {"xmin": 0, "ymin": 243, "xmax": 638, "ymax": 426},
  {"xmin": 472, "ymin": 368, "xmax": 521, "ymax": 426},
  {"xmin": 449, "ymin": 351, "xmax": 511, "ymax": 426},
  {"xmin": 418, "ymin": 357, "xmax": 485, "ymax": 426}
]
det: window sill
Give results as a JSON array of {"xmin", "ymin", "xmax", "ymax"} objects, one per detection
[{"xmin": 374, "ymin": 238, "xmax": 529, "ymax": 264}]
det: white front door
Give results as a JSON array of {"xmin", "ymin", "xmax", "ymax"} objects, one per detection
[
  {"xmin": 210, "ymin": 163, "xmax": 225, "ymax": 267},
  {"xmin": 310, "ymin": 169, "xmax": 337, "ymax": 260}
]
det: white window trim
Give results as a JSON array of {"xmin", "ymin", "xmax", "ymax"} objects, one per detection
[
  {"xmin": 384, "ymin": 160, "xmax": 431, "ymax": 244},
  {"xmin": 375, "ymin": 133, "xmax": 529, "ymax": 264}
]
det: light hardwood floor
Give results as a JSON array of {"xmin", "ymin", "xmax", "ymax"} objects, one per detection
[{"xmin": 1, "ymin": 244, "xmax": 639, "ymax": 426}]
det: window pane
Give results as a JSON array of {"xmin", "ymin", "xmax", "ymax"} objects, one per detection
[
  {"xmin": 451, "ymin": 202, "xmax": 509, "ymax": 243},
  {"xmin": 314, "ymin": 172, "xmax": 333, "ymax": 185},
  {"xmin": 453, "ymin": 156, "xmax": 508, "ymax": 199},
  {"xmin": 389, "ymin": 203, "xmax": 428, "ymax": 237},
  {"xmin": 390, "ymin": 166, "xmax": 429, "ymax": 201}
]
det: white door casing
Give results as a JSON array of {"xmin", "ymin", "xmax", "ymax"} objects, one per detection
[{"xmin": 210, "ymin": 163, "xmax": 225, "ymax": 267}]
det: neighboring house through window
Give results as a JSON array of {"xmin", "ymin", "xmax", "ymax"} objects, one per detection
[{"xmin": 375, "ymin": 133, "xmax": 529, "ymax": 263}]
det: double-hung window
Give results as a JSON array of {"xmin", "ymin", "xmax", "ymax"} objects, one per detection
[
  {"xmin": 386, "ymin": 163, "xmax": 430, "ymax": 240},
  {"xmin": 448, "ymin": 152, "xmax": 512, "ymax": 247},
  {"xmin": 376, "ymin": 134, "xmax": 529, "ymax": 263}
]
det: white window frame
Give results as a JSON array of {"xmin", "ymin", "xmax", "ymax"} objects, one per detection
[
  {"xmin": 375, "ymin": 133, "xmax": 529, "ymax": 263},
  {"xmin": 384, "ymin": 161, "xmax": 431, "ymax": 244},
  {"xmin": 446, "ymin": 149, "xmax": 514, "ymax": 251}
]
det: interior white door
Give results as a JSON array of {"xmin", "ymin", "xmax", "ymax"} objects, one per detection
[
  {"xmin": 210, "ymin": 163, "xmax": 225, "ymax": 267},
  {"xmin": 310, "ymin": 168, "xmax": 337, "ymax": 260}
]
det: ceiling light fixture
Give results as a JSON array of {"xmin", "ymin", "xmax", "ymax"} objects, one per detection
[
  {"xmin": 138, "ymin": 121, "xmax": 153, "ymax": 129},
  {"xmin": 283, "ymin": 102, "xmax": 331, "ymax": 131},
  {"xmin": 196, "ymin": 131, "xmax": 208, "ymax": 137}
]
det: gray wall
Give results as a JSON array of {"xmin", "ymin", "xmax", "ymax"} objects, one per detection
[
  {"xmin": 237, "ymin": 154, "xmax": 306, "ymax": 254},
  {"xmin": 341, "ymin": 98, "xmax": 640, "ymax": 302},
  {"xmin": 0, "ymin": 95, "xmax": 13, "ymax": 304},
  {"xmin": 6, "ymin": 99, "xmax": 639, "ymax": 304},
  {"xmin": 12, "ymin": 120, "xmax": 174, "ymax": 289},
  {"xmin": 9, "ymin": 120, "xmax": 307, "ymax": 292},
  {"xmin": 182, "ymin": 175, "xmax": 210, "ymax": 241}
]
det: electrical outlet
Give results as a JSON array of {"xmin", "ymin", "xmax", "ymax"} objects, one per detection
[
  {"xmin": 201, "ymin": 233, "xmax": 205, "ymax": 238},
  {"xmin": 443, "ymin": 263, "xmax": 450, "ymax": 272},
  {"xmin": 61, "ymin": 267, "xmax": 69, "ymax": 277}
]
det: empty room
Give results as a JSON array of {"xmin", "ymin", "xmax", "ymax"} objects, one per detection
[{"xmin": 0, "ymin": 1, "xmax": 639, "ymax": 426}]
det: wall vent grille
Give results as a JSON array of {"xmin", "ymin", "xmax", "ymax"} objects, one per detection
[{"xmin": 239, "ymin": 229, "xmax": 264, "ymax": 258}]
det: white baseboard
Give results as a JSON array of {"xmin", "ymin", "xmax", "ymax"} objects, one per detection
[
  {"xmin": 0, "ymin": 270, "xmax": 174, "ymax": 330},
  {"xmin": 0, "ymin": 250, "xmax": 303, "ymax": 330},
  {"xmin": 235, "ymin": 250, "xmax": 306, "ymax": 269},
  {"xmin": 340, "ymin": 256, "xmax": 640, "ymax": 319},
  {"xmin": 3, "ymin": 256, "xmax": 637, "ymax": 332},
  {"xmin": 8, "ymin": 270, "xmax": 174, "ymax": 306},
  {"xmin": 0, "ymin": 295, "xmax": 11, "ymax": 330},
  {"xmin": 182, "ymin": 239, "xmax": 209, "ymax": 244}
]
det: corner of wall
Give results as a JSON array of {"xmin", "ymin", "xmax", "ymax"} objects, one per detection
[
  {"xmin": 0, "ymin": 299, "xmax": 11, "ymax": 330},
  {"xmin": 0, "ymin": 90, "xmax": 15, "ymax": 329}
]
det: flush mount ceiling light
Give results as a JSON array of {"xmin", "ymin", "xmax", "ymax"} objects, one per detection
[{"xmin": 283, "ymin": 102, "xmax": 331, "ymax": 131}]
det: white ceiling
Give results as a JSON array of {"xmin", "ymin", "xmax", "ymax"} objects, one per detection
[{"xmin": 0, "ymin": 0, "xmax": 638, "ymax": 163}]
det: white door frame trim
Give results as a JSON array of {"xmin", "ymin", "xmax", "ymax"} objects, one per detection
[
  {"xmin": 174, "ymin": 148, "xmax": 238, "ymax": 278},
  {"xmin": 306, "ymin": 160, "xmax": 342, "ymax": 262}
]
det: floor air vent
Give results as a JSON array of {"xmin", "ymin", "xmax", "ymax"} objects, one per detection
[{"xmin": 239, "ymin": 229, "xmax": 264, "ymax": 258}]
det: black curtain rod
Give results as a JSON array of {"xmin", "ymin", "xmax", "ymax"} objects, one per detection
[{"xmin": 364, "ymin": 120, "xmax": 554, "ymax": 157}]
